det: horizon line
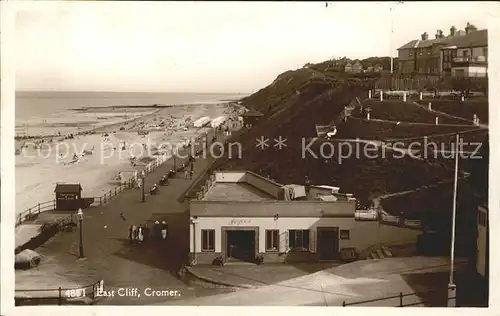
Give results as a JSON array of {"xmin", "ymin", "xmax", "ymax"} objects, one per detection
[{"xmin": 15, "ymin": 90, "xmax": 250, "ymax": 94}]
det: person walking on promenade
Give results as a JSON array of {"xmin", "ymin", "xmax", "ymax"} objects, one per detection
[
  {"xmin": 184, "ymin": 169, "xmax": 189, "ymax": 179},
  {"xmin": 131, "ymin": 224, "xmax": 138, "ymax": 244},
  {"xmin": 161, "ymin": 221, "xmax": 168, "ymax": 241},
  {"xmin": 128, "ymin": 225, "xmax": 134, "ymax": 244},
  {"xmin": 189, "ymin": 169, "xmax": 194, "ymax": 180},
  {"xmin": 137, "ymin": 225, "xmax": 144, "ymax": 243}
]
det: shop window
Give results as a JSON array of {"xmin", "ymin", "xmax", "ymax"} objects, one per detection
[
  {"xmin": 289, "ymin": 230, "xmax": 310, "ymax": 251},
  {"xmin": 265, "ymin": 230, "xmax": 279, "ymax": 252},
  {"xmin": 478, "ymin": 211, "xmax": 487, "ymax": 227},
  {"xmin": 340, "ymin": 229, "xmax": 350, "ymax": 240},
  {"xmin": 201, "ymin": 229, "xmax": 215, "ymax": 252}
]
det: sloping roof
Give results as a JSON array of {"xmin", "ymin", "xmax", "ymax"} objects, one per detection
[
  {"xmin": 448, "ymin": 29, "xmax": 487, "ymax": 48},
  {"xmin": 54, "ymin": 183, "xmax": 82, "ymax": 193},
  {"xmin": 398, "ymin": 29, "xmax": 487, "ymax": 50},
  {"xmin": 398, "ymin": 39, "xmax": 419, "ymax": 50},
  {"xmin": 242, "ymin": 109, "xmax": 264, "ymax": 117}
]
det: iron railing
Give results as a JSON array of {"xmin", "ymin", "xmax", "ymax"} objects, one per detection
[
  {"xmin": 15, "ymin": 280, "xmax": 104, "ymax": 306},
  {"xmin": 16, "ymin": 156, "xmax": 168, "ymax": 226},
  {"xmin": 342, "ymin": 286, "xmax": 455, "ymax": 307},
  {"xmin": 452, "ymin": 56, "xmax": 487, "ymax": 63}
]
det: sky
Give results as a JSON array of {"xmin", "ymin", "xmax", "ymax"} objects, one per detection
[{"xmin": 13, "ymin": 1, "xmax": 497, "ymax": 93}]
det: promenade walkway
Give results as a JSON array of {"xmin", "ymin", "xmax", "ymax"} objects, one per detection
[{"xmin": 16, "ymin": 127, "xmax": 235, "ymax": 305}]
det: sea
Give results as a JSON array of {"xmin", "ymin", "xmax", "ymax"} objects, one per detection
[{"xmin": 15, "ymin": 91, "xmax": 245, "ymax": 122}]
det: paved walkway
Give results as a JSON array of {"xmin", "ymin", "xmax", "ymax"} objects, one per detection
[
  {"xmin": 15, "ymin": 127, "xmax": 233, "ymax": 305},
  {"xmin": 164, "ymin": 257, "xmax": 470, "ymax": 306},
  {"xmin": 186, "ymin": 263, "xmax": 342, "ymax": 288}
]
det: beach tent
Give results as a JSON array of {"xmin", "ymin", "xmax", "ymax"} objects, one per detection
[
  {"xmin": 210, "ymin": 116, "xmax": 227, "ymax": 128},
  {"xmin": 193, "ymin": 116, "xmax": 211, "ymax": 128},
  {"xmin": 15, "ymin": 249, "xmax": 42, "ymax": 270}
]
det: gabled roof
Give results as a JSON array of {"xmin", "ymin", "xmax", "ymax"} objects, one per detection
[
  {"xmin": 54, "ymin": 183, "xmax": 82, "ymax": 193},
  {"xmin": 398, "ymin": 40, "xmax": 419, "ymax": 50},
  {"xmin": 448, "ymin": 29, "xmax": 487, "ymax": 48},
  {"xmin": 398, "ymin": 29, "xmax": 487, "ymax": 50}
]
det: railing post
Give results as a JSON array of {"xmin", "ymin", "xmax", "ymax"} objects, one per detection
[
  {"xmin": 342, "ymin": 301, "xmax": 346, "ymax": 307},
  {"xmin": 58, "ymin": 287, "xmax": 62, "ymax": 305},
  {"xmin": 399, "ymin": 292, "xmax": 403, "ymax": 307},
  {"xmin": 38, "ymin": 203, "xmax": 40, "ymax": 213}
]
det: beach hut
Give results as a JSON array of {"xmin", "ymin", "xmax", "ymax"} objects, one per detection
[{"xmin": 54, "ymin": 183, "xmax": 83, "ymax": 211}]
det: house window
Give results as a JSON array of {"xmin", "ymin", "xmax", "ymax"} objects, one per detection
[
  {"xmin": 265, "ymin": 230, "xmax": 279, "ymax": 252},
  {"xmin": 455, "ymin": 69, "xmax": 465, "ymax": 77},
  {"xmin": 340, "ymin": 229, "xmax": 350, "ymax": 240},
  {"xmin": 478, "ymin": 211, "xmax": 487, "ymax": 227},
  {"xmin": 483, "ymin": 47, "xmax": 488, "ymax": 57},
  {"xmin": 289, "ymin": 230, "xmax": 310, "ymax": 251},
  {"xmin": 201, "ymin": 229, "xmax": 215, "ymax": 252}
]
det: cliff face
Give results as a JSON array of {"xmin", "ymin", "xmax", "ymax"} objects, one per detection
[{"xmin": 210, "ymin": 63, "xmax": 457, "ymax": 205}]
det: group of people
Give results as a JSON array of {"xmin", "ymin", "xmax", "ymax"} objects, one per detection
[
  {"xmin": 128, "ymin": 221, "xmax": 168, "ymax": 244},
  {"xmin": 184, "ymin": 161, "xmax": 195, "ymax": 180}
]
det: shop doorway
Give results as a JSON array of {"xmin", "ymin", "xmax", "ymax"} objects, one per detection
[
  {"xmin": 317, "ymin": 227, "xmax": 339, "ymax": 261},
  {"xmin": 224, "ymin": 229, "xmax": 257, "ymax": 262}
]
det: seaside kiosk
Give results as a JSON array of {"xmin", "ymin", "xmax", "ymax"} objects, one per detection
[{"xmin": 54, "ymin": 183, "xmax": 83, "ymax": 211}]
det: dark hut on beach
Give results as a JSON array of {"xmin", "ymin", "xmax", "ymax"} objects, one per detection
[{"xmin": 54, "ymin": 183, "xmax": 83, "ymax": 211}]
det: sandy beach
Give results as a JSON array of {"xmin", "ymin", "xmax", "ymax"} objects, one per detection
[{"xmin": 15, "ymin": 102, "xmax": 237, "ymax": 216}]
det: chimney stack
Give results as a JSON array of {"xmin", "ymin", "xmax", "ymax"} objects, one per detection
[
  {"xmin": 465, "ymin": 22, "xmax": 477, "ymax": 34},
  {"xmin": 421, "ymin": 32, "xmax": 429, "ymax": 40},
  {"xmin": 450, "ymin": 25, "xmax": 456, "ymax": 36},
  {"xmin": 438, "ymin": 30, "xmax": 444, "ymax": 38}
]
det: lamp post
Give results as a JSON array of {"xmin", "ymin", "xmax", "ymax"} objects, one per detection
[
  {"xmin": 141, "ymin": 170, "xmax": 146, "ymax": 203},
  {"xmin": 77, "ymin": 208, "xmax": 84, "ymax": 258}
]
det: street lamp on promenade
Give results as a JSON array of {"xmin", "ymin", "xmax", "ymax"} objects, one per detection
[
  {"xmin": 77, "ymin": 208, "xmax": 84, "ymax": 258},
  {"xmin": 140, "ymin": 170, "xmax": 146, "ymax": 203}
]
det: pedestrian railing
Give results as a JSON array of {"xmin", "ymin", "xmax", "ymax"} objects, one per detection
[
  {"xmin": 17, "ymin": 200, "xmax": 57, "ymax": 225},
  {"xmin": 15, "ymin": 279, "xmax": 104, "ymax": 306},
  {"xmin": 16, "ymin": 155, "xmax": 170, "ymax": 226},
  {"xmin": 342, "ymin": 286, "xmax": 455, "ymax": 307}
]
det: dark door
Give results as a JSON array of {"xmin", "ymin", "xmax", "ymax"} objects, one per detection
[
  {"xmin": 226, "ymin": 231, "xmax": 255, "ymax": 262},
  {"xmin": 317, "ymin": 228, "xmax": 339, "ymax": 261}
]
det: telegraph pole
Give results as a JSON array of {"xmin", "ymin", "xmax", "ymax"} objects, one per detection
[{"xmin": 448, "ymin": 133, "xmax": 459, "ymax": 307}]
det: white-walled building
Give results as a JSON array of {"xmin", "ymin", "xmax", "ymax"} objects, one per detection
[{"xmin": 188, "ymin": 171, "xmax": 420, "ymax": 265}]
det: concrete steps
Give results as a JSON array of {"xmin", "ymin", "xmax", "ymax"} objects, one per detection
[{"xmin": 368, "ymin": 245, "xmax": 393, "ymax": 260}]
